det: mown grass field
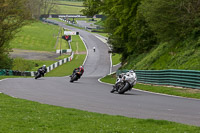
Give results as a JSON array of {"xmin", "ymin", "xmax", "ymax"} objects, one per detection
[
  {"xmin": 10, "ymin": 21, "xmax": 60, "ymax": 52},
  {"xmin": 52, "ymin": 1, "xmax": 84, "ymax": 14},
  {"xmin": 56, "ymin": 1, "xmax": 83, "ymax": 6},
  {"xmin": 0, "ymin": 93, "xmax": 199, "ymax": 132}
]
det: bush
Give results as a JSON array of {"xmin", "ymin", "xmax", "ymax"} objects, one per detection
[
  {"xmin": 0, "ymin": 53, "xmax": 13, "ymax": 69},
  {"xmin": 12, "ymin": 58, "xmax": 35, "ymax": 71}
]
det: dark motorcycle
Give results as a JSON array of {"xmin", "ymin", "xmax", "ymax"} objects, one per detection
[
  {"xmin": 70, "ymin": 70, "xmax": 81, "ymax": 82},
  {"xmin": 35, "ymin": 69, "xmax": 45, "ymax": 79}
]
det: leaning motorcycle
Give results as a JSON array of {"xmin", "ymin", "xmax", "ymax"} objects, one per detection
[
  {"xmin": 111, "ymin": 73, "xmax": 137, "ymax": 94},
  {"xmin": 35, "ymin": 69, "xmax": 45, "ymax": 79},
  {"xmin": 70, "ymin": 70, "xmax": 81, "ymax": 82}
]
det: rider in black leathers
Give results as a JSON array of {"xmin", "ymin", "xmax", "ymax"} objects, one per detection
[{"xmin": 37, "ymin": 65, "xmax": 47, "ymax": 77}]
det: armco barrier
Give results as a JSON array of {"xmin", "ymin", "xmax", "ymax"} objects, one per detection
[{"xmin": 117, "ymin": 69, "xmax": 200, "ymax": 89}]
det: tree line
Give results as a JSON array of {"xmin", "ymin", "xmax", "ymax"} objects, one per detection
[{"xmin": 82, "ymin": 0, "xmax": 200, "ymax": 63}]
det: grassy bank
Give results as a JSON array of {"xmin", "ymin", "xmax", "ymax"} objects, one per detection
[
  {"xmin": 100, "ymin": 74, "xmax": 200, "ymax": 99},
  {"xmin": 112, "ymin": 54, "xmax": 121, "ymax": 65},
  {"xmin": 124, "ymin": 40, "xmax": 200, "ymax": 70},
  {"xmin": 0, "ymin": 93, "xmax": 199, "ymax": 132}
]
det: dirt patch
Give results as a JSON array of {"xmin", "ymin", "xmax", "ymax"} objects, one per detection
[
  {"xmin": 74, "ymin": 51, "xmax": 87, "ymax": 54},
  {"xmin": 9, "ymin": 49, "xmax": 60, "ymax": 61}
]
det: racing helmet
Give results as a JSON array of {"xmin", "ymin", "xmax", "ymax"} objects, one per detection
[{"xmin": 129, "ymin": 70, "xmax": 134, "ymax": 73}]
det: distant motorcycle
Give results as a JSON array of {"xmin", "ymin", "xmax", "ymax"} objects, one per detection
[
  {"xmin": 111, "ymin": 70, "xmax": 137, "ymax": 94},
  {"xmin": 70, "ymin": 69, "xmax": 81, "ymax": 82}
]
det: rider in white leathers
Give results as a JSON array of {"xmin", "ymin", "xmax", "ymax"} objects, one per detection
[
  {"xmin": 123, "ymin": 70, "xmax": 137, "ymax": 86},
  {"xmin": 111, "ymin": 70, "xmax": 137, "ymax": 93}
]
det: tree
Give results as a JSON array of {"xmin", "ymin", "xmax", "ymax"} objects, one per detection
[
  {"xmin": 42, "ymin": 0, "xmax": 57, "ymax": 18},
  {"xmin": 81, "ymin": 0, "xmax": 103, "ymax": 16},
  {"xmin": 140, "ymin": 0, "xmax": 200, "ymax": 41},
  {"xmin": 103, "ymin": 0, "xmax": 143, "ymax": 57},
  {"xmin": 26, "ymin": 0, "xmax": 57, "ymax": 19},
  {"xmin": 0, "ymin": 0, "xmax": 32, "ymax": 69}
]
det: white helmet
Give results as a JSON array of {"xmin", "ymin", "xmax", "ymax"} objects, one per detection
[{"xmin": 43, "ymin": 65, "xmax": 46, "ymax": 67}]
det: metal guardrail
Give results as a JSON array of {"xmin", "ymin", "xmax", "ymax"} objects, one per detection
[{"xmin": 117, "ymin": 69, "xmax": 200, "ymax": 89}]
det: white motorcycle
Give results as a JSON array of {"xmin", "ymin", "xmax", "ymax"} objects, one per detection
[{"xmin": 111, "ymin": 70, "xmax": 137, "ymax": 94}]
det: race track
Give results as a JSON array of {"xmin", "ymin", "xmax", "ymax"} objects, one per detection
[{"xmin": 0, "ymin": 20, "xmax": 200, "ymax": 127}]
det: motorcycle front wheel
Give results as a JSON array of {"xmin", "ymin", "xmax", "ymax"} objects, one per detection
[
  {"xmin": 118, "ymin": 82, "xmax": 131, "ymax": 94},
  {"xmin": 70, "ymin": 74, "xmax": 77, "ymax": 82},
  {"xmin": 35, "ymin": 72, "xmax": 40, "ymax": 79}
]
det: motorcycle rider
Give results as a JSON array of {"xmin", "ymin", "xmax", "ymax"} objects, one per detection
[
  {"xmin": 37, "ymin": 65, "xmax": 47, "ymax": 77},
  {"xmin": 71, "ymin": 65, "xmax": 84, "ymax": 78},
  {"xmin": 124, "ymin": 70, "xmax": 137, "ymax": 86},
  {"xmin": 110, "ymin": 70, "xmax": 137, "ymax": 93}
]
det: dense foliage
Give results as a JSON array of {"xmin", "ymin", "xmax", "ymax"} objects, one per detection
[
  {"xmin": 0, "ymin": 0, "xmax": 32, "ymax": 69},
  {"xmin": 81, "ymin": 0, "xmax": 102, "ymax": 16},
  {"xmin": 82, "ymin": 0, "xmax": 200, "ymax": 70}
]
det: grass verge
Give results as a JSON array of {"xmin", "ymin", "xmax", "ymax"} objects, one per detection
[
  {"xmin": 100, "ymin": 74, "xmax": 200, "ymax": 99},
  {"xmin": 112, "ymin": 54, "xmax": 121, "ymax": 66},
  {"xmin": 0, "ymin": 93, "xmax": 199, "ymax": 132},
  {"xmin": 71, "ymin": 35, "xmax": 86, "ymax": 52},
  {"xmin": 45, "ymin": 54, "xmax": 86, "ymax": 77}
]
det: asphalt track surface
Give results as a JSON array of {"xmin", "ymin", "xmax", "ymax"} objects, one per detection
[{"xmin": 1, "ymin": 20, "xmax": 200, "ymax": 127}]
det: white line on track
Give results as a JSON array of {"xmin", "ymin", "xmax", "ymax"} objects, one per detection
[{"xmin": 79, "ymin": 35, "xmax": 88, "ymax": 66}]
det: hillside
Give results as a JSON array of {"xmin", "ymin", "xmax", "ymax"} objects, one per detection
[{"xmin": 122, "ymin": 38, "xmax": 200, "ymax": 70}]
